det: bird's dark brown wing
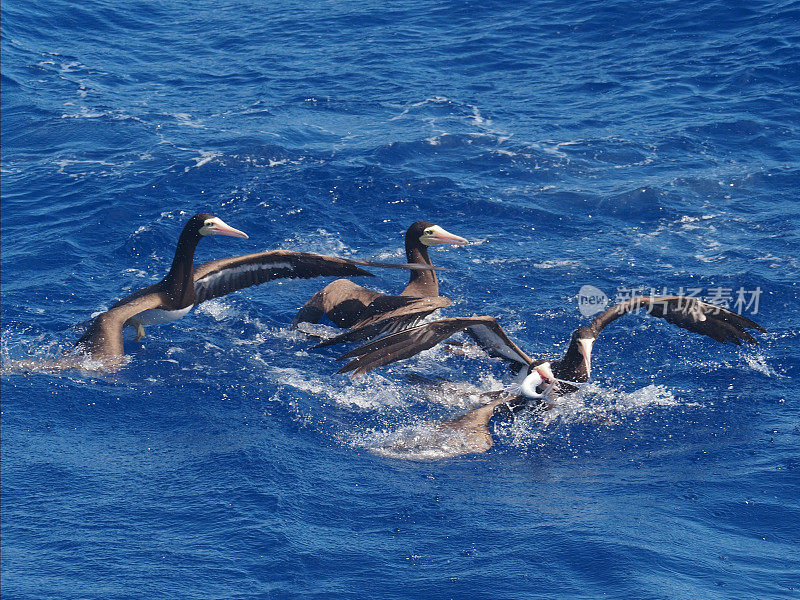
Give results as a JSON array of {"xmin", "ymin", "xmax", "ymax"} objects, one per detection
[
  {"xmin": 590, "ymin": 296, "xmax": 767, "ymax": 344},
  {"xmin": 192, "ymin": 250, "xmax": 380, "ymax": 305},
  {"xmin": 462, "ymin": 318, "xmax": 535, "ymax": 368},
  {"xmin": 337, "ymin": 316, "xmax": 532, "ymax": 378},
  {"xmin": 347, "ymin": 259, "xmax": 445, "ymax": 272},
  {"xmin": 76, "ymin": 292, "xmax": 165, "ymax": 360},
  {"xmin": 355, "ymin": 294, "xmax": 444, "ymax": 323},
  {"xmin": 314, "ymin": 296, "xmax": 452, "ymax": 348}
]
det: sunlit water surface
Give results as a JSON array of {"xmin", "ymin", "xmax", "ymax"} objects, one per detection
[{"xmin": 2, "ymin": 1, "xmax": 798, "ymax": 598}]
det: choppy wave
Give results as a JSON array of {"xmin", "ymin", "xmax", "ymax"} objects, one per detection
[{"xmin": 2, "ymin": 0, "xmax": 798, "ymax": 598}]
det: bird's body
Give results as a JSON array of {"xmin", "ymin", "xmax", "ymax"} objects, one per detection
[
  {"xmin": 130, "ymin": 305, "xmax": 195, "ymax": 327},
  {"xmin": 292, "ymin": 221, "xmax": 467, "ymax": 345}
]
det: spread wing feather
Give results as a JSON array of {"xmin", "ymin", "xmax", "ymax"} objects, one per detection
[
  {"xmin": 463, "ymin": 322, "xmax": 534, "ymax": 367},
  {"xmin": 76, "ymin": 292, "xmax": 164, "ymax": 360},
  {"xmin": 314, "ymin": 296, "xmax": 452, "ymax": 348},
  {"xmin": 192, "ymin": 250, "xmax": 378, "ymax": 305},
  {"xmin": 337, "ymin": 316, "xmax": 532, "ymax": 378},
  {"xmin": 591, "ymin": 296, "xmax": 766, "ymax": 345}
]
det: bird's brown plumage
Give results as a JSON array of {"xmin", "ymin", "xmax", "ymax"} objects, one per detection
[
  {"xmin": 71, "ymin": 213, "xmax": 436, "ymax": 367},
  {"xmin": 292, "ymin": 221, "xmax": 466, "ymax": 344},
  {"xmin": 336, "ymin": 296, "xmax": 766, "ymax": 457},
  {"xmin": 337, "ymin": 296, "xmax": 766, "ymax": 383}
]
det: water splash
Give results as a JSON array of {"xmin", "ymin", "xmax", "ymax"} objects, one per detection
[
  {"xmin": 742, "ymin": 351, "xmax": 777, "ymax": 377},
  {"xmin": 350, "ymin": 382, "xmax": 687, "ymax": 461},
  {"xmin": 355, "ymin": 422, "xmax": 491, "ymax": 460}
]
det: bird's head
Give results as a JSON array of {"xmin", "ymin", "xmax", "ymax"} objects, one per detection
[
  {"xmin": 407, "ymin": 221, "xmax": 468, "ymax": 247},
  {"xmin": 570, "ymin": 326, "xmax": 597, "ymax": 379},
  {"xmin": 192, "ymin": 213, "xmax": 249, "ymax": 239}
]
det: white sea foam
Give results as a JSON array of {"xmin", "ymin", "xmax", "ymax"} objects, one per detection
[
  {"xmin": 468, "ymin": 103, "xmax": 489, "ymax": 127},
  {"xmin": 497, "ymin": 383, "xmax": 687, "ymax": 450},
  {"xmin": 532, "ymin": 259, "xmax": 581, "ymax": 270},
  {"xmin": 196, "ymin": 299, "xmax": 230, "ymax": 321},
  {"xmin": 60, "ymin": 107, "xmax": 103, "ymax": 119},
  {"xmin": 60, "ymin": 107, "xmax": 141, "ymax": 122},
  {"xmin": 388, "ymin": 96, "xmax": 450, "ymax": 121},
  {"xmin": 356, "ymin": 422, "xmax": 487, "ymax": 461},
  {"xmin": 121, "ymin": 268, "xmax": 149, "ymax": 279},
  {"xmin": 0, "ymin": 329, "xmax": 132, "ymax": 375},
  {"xmin": 226, "ymin": 154, "xmax": 305, "ymax": 169},
  {"xmin": 225, "ymin": 318, "xmax": 316, "ymax": 347},
  {"xmin": 267, "ymin": 366, "xmax": 407, "ymax": 410},
  {"xmin": 293, "ymin": 322, "xmax": 341, "ymax": 339},
  {"xmin": 374, "ymin": 248, "xmax": 404, "ymax": 261},
  {"xmin": 173, "ymin": 113, "xmax": 204, "ymax": 128},
  {"xmin": 59, "ymin": 61, "xmax": 83, "ymax": 73},
  {"xmin": 549, "ymin": 383, "xmax": 682, "ymax": 423},
  {"xmin": 742, "ymin": 352, "xmax": 777, "ymax": 377},
  {"xmin": 55, "ymin": 157, "xmax": 134, "ymax": 178},
  {"xmin": 535, "ymin": 141, "xmax": 571, "ymax": 160},
  {"xmin": 348, "ymin": 381, "xmax": 689, "ymax": 461},
  {"xmin": 282, "ymin": 228, "xmax": 355, "ymax": 256},
  {"xmin": 184, "ymin": 150, "xmax": 221, "ymax": 172},
  {"xmin": 471, "ymin": 256, "xmax": 526, "ymax": 265},
  {"xmin": 421, "ymin": 377, "xmax": 507, "ymax": 410},
  {"xmin": 388, "ymin": 96, "xmax": 503, "ymax": 143}
]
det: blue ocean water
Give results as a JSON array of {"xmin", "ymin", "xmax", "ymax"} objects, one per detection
[{"xmin": 2, "ymin": 0, "xmax": 799, "ymax": 597}]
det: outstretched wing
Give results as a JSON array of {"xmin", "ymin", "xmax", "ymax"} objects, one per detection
[
  {"xmin": 337, "ymin": 316, "xmax": 532, "ymax": 378},
  {"xmin": 314, "ymin": 296, "xmax": 452, "ymax": 348},
  {"xmin": 462, "ymin": 318, "xmax": 535, "ymax": 367},
  {"xmin": 347, "ymin": 260, "xmax": 446, "ymax": 272},
  {"xmin": 192, "ymin": 250, "xmax": 381, "ymax": 305},
  {"xmin": 591, "ymin": 296, "xmax": 766, "ymax": 344},
  {"xmin": 76, "ymin": 292, "xmax": 164, "ymax": 360}
]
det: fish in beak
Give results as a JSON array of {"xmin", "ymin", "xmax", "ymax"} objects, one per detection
[
  {"xmin": 520, "ymin": 370, "xmax": 544, "ymax": 399},
  {"xmin": 534, "ymin": 361, "xmax": 556, "ymax": 385},
  {"xmin": 520, "ymin": 362, "xmax": 556, "ymax": 399}
]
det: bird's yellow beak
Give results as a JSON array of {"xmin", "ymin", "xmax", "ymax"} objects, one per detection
[
  {"xmin": 578, "ymin": 338, "xmax": 594, "ymax": 379},
  {"xmin": 201, "ymin": 217, "xmax": 249, "ymax": 239},
  {"xmin": 420, "ymin": 225, "xmax": 468, "ymax": 246}
]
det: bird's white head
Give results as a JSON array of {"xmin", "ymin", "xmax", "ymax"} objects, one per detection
[
  {"xmin": 199, "ymin": 216, "xmax": 249, "ymax": 239},
  {"xmin": 419, "ymin": 224, "xmax": 469, "ymax": 247}
]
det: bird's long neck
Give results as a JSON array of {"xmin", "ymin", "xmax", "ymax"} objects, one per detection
[
  {"xmin": 555, "ymin": 338, "xmax": 589, "ymax": 382},
  {"xmin": 164, "ymin": 227, "xmax": 201, "ymax": 306},
  {"xmin": 402, "ymin": 242, "xmax": 438, "ymax": 297}
]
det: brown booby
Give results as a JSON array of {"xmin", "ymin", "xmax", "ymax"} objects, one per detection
[
  {"xmin": 67, "ymin": 212, "xmax": 436, "ymax": 368},
  {"xmin": 291, "ymin": 221, "xmax": 468, "ymax": 346},
  {"xmin": 337, "ymin": 295, "xmax": 766, "ymax": 384},
  {"xmin": 335, "ymin": 296, "xmax": 766, "ymax": 456}
]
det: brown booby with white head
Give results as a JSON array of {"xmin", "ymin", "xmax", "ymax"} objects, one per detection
[
  {"xmin": 292, "ymin": 221, "xmax": 468, "ymax": 346},
  {"xmin": 69, "ymin": 212, "xmax": 436, "ymax": 369},
  {"xmin": 334, "ymin": 296, "xmax": 766, "ymax": 456}
]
